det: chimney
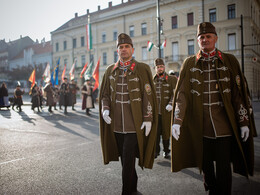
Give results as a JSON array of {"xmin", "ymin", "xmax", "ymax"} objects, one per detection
[
  {"xmin": 98, "ymin": 5, "xmax": 100, "ymax": 11},
  {"xmin": 87, "ymin": 9, "xmax": 89, "ymax": 14},
  {"xmin": 109, "ymin": 1, "xmax": 112, "ymax": 7},
  {"xmin": 75, "ymin": 13, "xmax": 78, "ymax": 18}
]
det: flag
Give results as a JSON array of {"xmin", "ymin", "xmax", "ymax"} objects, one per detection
[
  {"xmin": 160, "ymin": 39, "xmax": 166, "ymax": 49},
  {"xmin": 51, "ymin": 71, "xmax": 55, "ymax": 86},
  {"xmin": 147, "ymin": 41, "xmax": 154, "ymax": 51},
  {"xmin": 52, "ymin": 58, "xmax": 60, "ymax": 85},
  {"xmin": 80, "ymin": 62, "xmax": 88, "ymax": 78},
  {"xmin": 84, "ymin": 61, "xmax": 94, "ymax": 80},
  {"xmin": 54, "ymin": 65, "xmax": 59, "ymax": 85},
  {"xmin": 86, "ymin": 23, "xmax": 92, "ymax": 50},
  {"xmin": 50, "ymin": 58, "xmax": 60, "ymax": 85},
  {"xmin": 42, "ymin": 63, "xmax": 50, "ymax": 82},
  {"xmin": 92, "ymin": 57, "xmax": 101, "ymax": 91},
  {"xmin": 61, "ymin": 64, "xmax": 67, "ymax": 82},
  {"xmin": 69, "ymin": 60, "xmax": 76, "ymax": 80},
  {"xmin": 28, "ymin": 69, "xmax": 36, "ymax": 88}
]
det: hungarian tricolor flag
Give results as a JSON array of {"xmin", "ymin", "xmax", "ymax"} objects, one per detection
[
  {"xmin": 92, "ymin": 57, "xmax": 101, "ymax": 91},
  {"xmin": 28, "ymin": 69, "xmax": 36, "ymax": 88},
  {"xmin": 80, "ymin": 62, "xmax": 88, "ymax": 78},
  {"xmin": 147, "ymin": 41, "xmax": 154, "ymax": 51},
  {"xmin": 160, "ymin": 39, "xmax": 166, "ymax": 49},
  {"xmin": 86, "ymin": 23, "xmax": 92, "ymax": 50}
]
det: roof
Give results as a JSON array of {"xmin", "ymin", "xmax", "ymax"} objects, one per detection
[
  {"xmin": 12, "ymin": 41, "xmax": 52, "ymax": 60},
  {"xmin": 52, "ymin": 0, "xmax": 145, "ymax": 33}
]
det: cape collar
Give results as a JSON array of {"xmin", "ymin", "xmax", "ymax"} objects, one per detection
[
  {"xmin": 112, "ymin": 59, "xmax": 136, "ymax": 73},
  {"xmin": 195, "ymin": 48, "xmax": 224, "ymax": 64},
  {"xmin": 154, "ymin": 72, "xmax": 168, "ymax": 81}
]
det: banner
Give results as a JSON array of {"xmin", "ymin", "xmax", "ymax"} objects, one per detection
[{"xmin": 92, "ymin": 57, "xmax": 101, "ymax": 91}]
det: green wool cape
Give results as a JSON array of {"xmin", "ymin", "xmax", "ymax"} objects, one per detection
[
  {"xmin": 99, "ymin": 59, "xmax": 158, "ymax": 169},
  {"xmin": 171, "ymin": 50, "xmax": 257, "ymax": 177}
]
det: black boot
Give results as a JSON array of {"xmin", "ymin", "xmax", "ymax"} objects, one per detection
[
  {"xmin": 64, "ymin": 106, "xmax": 68, "ymax": 114},
  {"xmin": 48, "ymin": 106, "xmax": 53, "ymax": 113},
  {"xmin": 72, "ymin": 105, "xmax": 76, "ymax": 111},
  {"xmin": 86, "ymin": 108, "xmax": 90, "ymax": 116}
]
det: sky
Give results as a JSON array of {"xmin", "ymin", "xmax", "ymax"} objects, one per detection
[{"xmin": 0, "ymin": 0, "xmax": 123, "ymax": 42}]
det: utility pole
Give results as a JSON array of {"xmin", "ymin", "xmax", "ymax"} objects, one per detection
[{"xmin": 156, "ymin": 0, "xmax": 161, "ymax": 58}]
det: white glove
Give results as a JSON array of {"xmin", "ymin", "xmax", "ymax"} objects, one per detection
[
  {"xmin": 172, "ymin": 124, "xmax": 180, "ymax": 141},
  {"xmin": 166, "ymin": 104, "xmax": 173, "ymax": 112},
  {"xmin": 141, "ymin": 122, "xmax": 152, "ymax": 136},
  {"xmin": 102, "ymin": 110, "xmax": 111, "ymax": 124},
  {"xmin": 241, "ymin": 126, "xmax": 249, "ymax": 142}
]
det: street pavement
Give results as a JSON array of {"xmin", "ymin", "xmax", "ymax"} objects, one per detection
[{"xmin": 0, "ymin": 98, "xmax": 260, "ymax": 195}]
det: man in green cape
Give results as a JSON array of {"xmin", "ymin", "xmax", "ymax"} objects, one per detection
[
  {"xmin": 99, "ymin": 33, "xmax": 157, "ymax": 195},
  {"xmin": 153, "ymin": 58, "xmax": 177, "ymax": 158},
  {"xmin": 171, "ymin": 22, "xmax": 257, "ymax": 194}
]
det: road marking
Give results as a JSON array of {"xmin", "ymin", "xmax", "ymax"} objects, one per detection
[
  {"xmin": 0, "ymin": 141, "xmax": 92, "ymax": 165},
  {"xmin": 0, "ymin": 157, "xmax": 26, "ymax": 165},
  {"xmin": 7, "ymin": 129, "xmax": 50, "ymax": 135}
]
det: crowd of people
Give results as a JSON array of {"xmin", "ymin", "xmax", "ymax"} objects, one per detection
[
  {"xmin": 99, "ymin": 23, "xmax": 257, "ymax": 195},
  {"xmin": 0, "ymin": 76, "xmax": 95, "ymax": 115},
  {"xmin": 1, "ymin": 22, "xmax": 257, "ymax": 195}
]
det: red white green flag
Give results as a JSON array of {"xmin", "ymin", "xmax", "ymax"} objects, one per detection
[
  {"xmin": 86, "ymin": 23, "xmax": 92, "ymax": 50},
  {"xmin": 147, "ymin": 41, "xmax": 154, "ymax": 52}
]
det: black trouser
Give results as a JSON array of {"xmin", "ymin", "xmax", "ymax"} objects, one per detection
[
  {"xmin": 156, "ymin": 115, "xmax": 170, "ymax": 155},
  {"xmin": 114, "ymin": 133, "xmax": 138, "ymax": 195},
  {"xmin": 203, "ymin": 137, "xmax": 232, "ymax": 195}
]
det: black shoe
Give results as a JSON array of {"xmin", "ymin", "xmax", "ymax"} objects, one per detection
[
  {"xmin": 154, "ymin": 152, "xmax": 160, "ymax": 159},
  {"xmin": 163, "ymin": 151, "xmax": 170, "ymax": 159},
  {"xmin": 72, "ymin": 108, "xmax": 76, "ymax": 111}
]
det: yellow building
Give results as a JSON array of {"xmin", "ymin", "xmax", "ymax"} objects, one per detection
[{"xmin": 51, "ymin": 0, "xmax": 260, "ymax": 99}]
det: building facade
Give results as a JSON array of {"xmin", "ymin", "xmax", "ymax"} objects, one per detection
[{"xmin": 51, "ymin": 0, "xmax": 260, "ymax": 99}]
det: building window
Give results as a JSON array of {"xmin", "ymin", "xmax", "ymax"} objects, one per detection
[
  {"xmin": 141, "ymin": 23, "xmax": 147, "ymax": 35},
  {"xmin": 103, "ymin": 52, "xmax": 107, "ymax": 65},
  {"xmin": 228, "ymin": 4, "xmax": 236, "ymax": 19},
  {"xmin": 209, "ymin": 8, "xmax": 216, "ymax": 22},
  {"xmin": 172, "ymin": 42, "xmax": 179, "ymax": 61},
  {"xmin": 56, "ymin": 43, "xmax": 59, "ymax": 52},
  {"xmin": 142, "ymin": 47, "xmax": 147, "ymax": 60},
  {"xmin": 81, "ymin": 55, "xmax": 85, "ymax": 66},
  {"xmin": 81, "ymin": 36, "xmax": 85, "ymax": 47},
  {"xmin": 129, "ymin": 25, "xmax": 134, "ymax": 37},
  {"xmin": 73, "ymin": 38, "xmax": 76, "ymax": 48},
  {"xmin": 113, "ymin": 31, "xmax": 117, "ymax": 41},
  {"xmin": 102, "ymin": 32, "xmax": 106, "ymax": 43},
  {"xmin": 172, "ymin": 16, "xmax": 178, "ymax": 29},
  {"xmin": 64, "ymin": 59, "xmax": 67, "ymax": 66},
  {"xmin": 188, "ymin": 39, "xmax": 194, "ymax": 55},
  {"xmin": 187, "ymin": 13, "xmax": 194, "ymax": 26},
  {"xmin": 228, "ymin": 33, "xmax": 236, "ymax": 50},
  {"xmin": 63, "ymin": 41, "xmax": 67, "ymax": 50},
  {"xmin": 114, "ymin": 51, "xmax": 118, "ymax": 63}
]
